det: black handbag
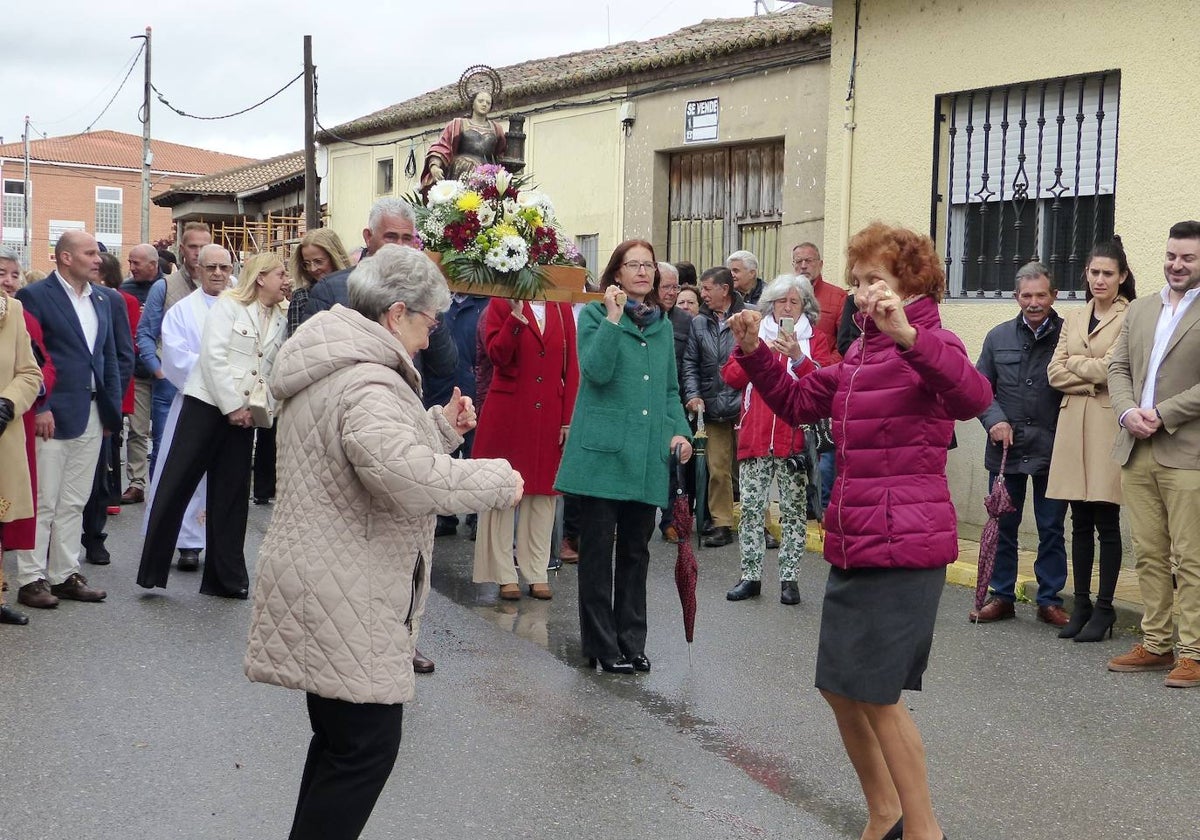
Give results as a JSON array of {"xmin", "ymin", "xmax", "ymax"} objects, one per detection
[{"xmin": 803, "ymin": 417, "xmax": 834, "ymax": 455}]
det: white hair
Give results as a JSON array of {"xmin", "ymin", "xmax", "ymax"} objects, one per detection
[
  {"xmin": 367, "ymin": 197, "xmax": 416, "ymax": 234},
  {"xmin": 726, "ymin": 250, "xmax": 758, "ymax": 272},
  {"xmin": 348, "ymin": 244, "xmax": 450, "ymax": 322},
  {"xmin": 657, "ymin": 261, "xmax": 679, "ymax": 282},
  {"xmin": 758, "ymin": 273, "xmax": 821, "ymax": 327}
]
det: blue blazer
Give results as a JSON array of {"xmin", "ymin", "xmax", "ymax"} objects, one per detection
[{"xmin": 16, "ymin": 273, "xmax": 122, "ymax": 438}]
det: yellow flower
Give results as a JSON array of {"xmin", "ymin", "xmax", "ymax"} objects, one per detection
[
  {"xmin": 494, "ymin": 223, "xmax": 519, "ymax": 239},
  {"xmin": 456, "ymin": 191, "xmax": 483, "ymax": 212}
]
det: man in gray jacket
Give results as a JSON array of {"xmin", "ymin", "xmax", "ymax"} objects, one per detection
[
  {"xmin": 683, "ymin": 267, "xmax": 744, "ymax": 547},
  {"xmin": 972, "ymin": 262, "xmax": 1068, "ymax": 626}
]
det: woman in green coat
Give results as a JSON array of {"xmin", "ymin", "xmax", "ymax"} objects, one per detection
[{"xmin": 555, "ymin": 239, "xmax": 693, "ymax": 674}]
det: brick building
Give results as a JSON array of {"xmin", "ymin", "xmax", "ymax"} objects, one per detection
[{"xmin": 0, "ymin": 130, "xmax": 252, "ymax": 272}]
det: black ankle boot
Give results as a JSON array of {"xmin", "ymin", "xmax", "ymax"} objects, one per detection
[
  {"xmin": 1074, "ymin": 603, "xmax": 1115, "ymax": 643},
  {"xmin": 1058, "ymin": 596, "xmax": 1093, "ymax": 639}
]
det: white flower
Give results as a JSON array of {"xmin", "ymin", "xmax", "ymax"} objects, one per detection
[
  {"xmin": 501, "ymin": 198, "xmax": 519, "ymax": 221},
  {"xmin": 493, "ymin": 168, "xmax": 511, "ymax": 195},
  {"xmin": 427, "ymin": 179, "xmax": 463, "ymax": 206},
  {"xmin": 517, "ymin": 189, "xmax": 555, "ymax": 220},
  {"xmin": 476, "ymin": 204, "xmax": 496, "ymax": 227},
  {"xmin": 484, "ymin": 235, "xmax": 529, "ymax": 273}
]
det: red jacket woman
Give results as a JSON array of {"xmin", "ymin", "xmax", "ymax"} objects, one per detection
[{"xmin": 472, "ymin": 298, "xmax": 579, "ymax": 599}]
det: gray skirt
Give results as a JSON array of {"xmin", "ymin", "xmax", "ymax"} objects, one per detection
[{"xmin": 814, "ymin": 564, "xmax": 947, "ymax": 705}]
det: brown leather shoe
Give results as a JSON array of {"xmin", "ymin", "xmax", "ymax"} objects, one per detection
[
  {"xmin": 120, "ymin": 486, "xmax": 144, "ymax": 504},
  {"xmin": 1108, "ymin": 643, "xmax": 1176, "ymax": 672},
  {"xmin": 412, "ymin": 648, "xmax": 435, "ymax": 674},
  {"xmin": 1164, "ymin": 658, "xmax": 1200, "ymax": 688},
  {"xmin": 968, "ymin": 596, "xmax": 1015, "ymax": 623},
  {"xmin": 560, "ymin": 538, "xmax": 579, "ymax": 563},
  {"xmin": 1036, "ymin": 604, "xmax": 1070, "ymax": 627},
  {"xmin": 498, "ymin": 583, "xmax": 521, "ymax": 600},
  {"xmin": 528, "ymin": 582, "xmax": 552, "ymax": 600},
  {"xmin": 49, "ymin": 573, "xmax": 106, "ymax": 602},
  {"xmin": 17, "ymin": 579, "xmax": 59, "ymax": 609}
]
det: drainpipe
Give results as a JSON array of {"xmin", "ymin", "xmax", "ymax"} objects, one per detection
[{"xmin": 838, "ymin": 0, "xmax": 863, "ymax": 255}]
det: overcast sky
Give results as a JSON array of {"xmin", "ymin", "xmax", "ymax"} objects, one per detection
[{"xmin": 1, "ymin": 0, "xmax": 810, "ymax": 162}]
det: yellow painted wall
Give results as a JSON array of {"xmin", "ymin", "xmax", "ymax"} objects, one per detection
[
  {"xmin": 824, "ymin": 0, "xmax": 1198, "ymax": 531},
  {"xmin": 328, "ymin": 150, "xmax": 372, "ymax": 252},
  {"xmin": 525, "ymin": 104, "xmax": 622, "ymax": 268},
  {"xmin": 625, "ymin": 60, "xmax": 830, "ymax": 273}
]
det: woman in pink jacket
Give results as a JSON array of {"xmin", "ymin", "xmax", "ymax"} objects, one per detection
[
  {"xmin": 728, "ymin": 223, "xmax": 992, "ymax": 840},
  {"xmin": 721, "ymin": 274, "xmax": 835, "ymax": 605}
]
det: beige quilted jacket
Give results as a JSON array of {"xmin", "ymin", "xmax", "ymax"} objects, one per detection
[{"xmin": 244, "ymin": 305, "xmax": 520, "ymax": 704}]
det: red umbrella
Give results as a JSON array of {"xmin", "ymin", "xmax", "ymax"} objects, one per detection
[
  {"xmin": 976, "ymin": 445, "xmax": 1016, "ymax": 611},
  {"xmin": 671, "ymin": 444, "xmax": 698, "ymax": 645}
]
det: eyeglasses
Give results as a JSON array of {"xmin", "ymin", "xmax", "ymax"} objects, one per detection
[
  {"xmin": 659, "ymin": 283, "xmax": 681, "ymax": 292},
  {"xmin": 301, "ymin": 258, "xmax": 329, "ymax": 270},
  {"xmin": 622, "ymin": 261, "xmax": 656, "ymax": 273},
  {"xmin": 411, "ymin": 310, "xmax": 441, "ymax": 333},
  {"xmin": 202, "ymin": 263, "xmax": 233, "ymax": 273}
]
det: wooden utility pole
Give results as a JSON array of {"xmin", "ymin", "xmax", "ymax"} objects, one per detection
[
  {"xmin": 303, "ymin": 35, "xmax": 319, "ymax": 229},
  {"xmin": 23, "ymin": 116, "xmax": 31, "ymax": 269},
  {"xmin": 139, "ymin": 26, "xmax": 153, "ymax": 243}
]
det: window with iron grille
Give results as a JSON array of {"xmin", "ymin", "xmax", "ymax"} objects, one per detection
[
  {"xmin": 377, "ymin": 158, "xmax": 394, "ymax": 195},
  {"xmin": 95, "ymin": 186, "xmax": 123, "ymax": 254},
  {"xmin": 933, "ymin": 71, "xmax": 1119, "ymax": 298},
  {"xmin": 574, "ymin": 233, "xmax": 598, "ymax": 273}
]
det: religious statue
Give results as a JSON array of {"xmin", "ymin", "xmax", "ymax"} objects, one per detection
[{"xmin": 421, "ymin": 65, "xmax": 508, "ymax": 188}]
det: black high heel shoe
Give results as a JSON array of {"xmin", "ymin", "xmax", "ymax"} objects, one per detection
[
  {"xmin": 880, "ymin": 817, "xmax": 903, "ymax": 840},
  {"xmin": 0, "ymin": 604, "xmax": 30, "ymax": 625},
  {"xmin": 1058, "ymin": 596, "xmax": 1092, "ymax": 639},
  {"xmin": 1074, "ymin": 604, "xmax": 1115, "ymax": 643},
  {"xmin": 629, "ymin": 654, "xmax": 651, "ymax": 672},
  {"xmin": 586, "ymin": 657, "xmax": 634, "ymax": 674}
]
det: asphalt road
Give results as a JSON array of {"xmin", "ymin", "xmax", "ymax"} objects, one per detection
[{"xmin": 2, "ymin": 502, "xmax": 1196, "ymax": 840}]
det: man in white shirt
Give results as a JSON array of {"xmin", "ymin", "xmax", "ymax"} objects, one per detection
[
  {"xmin": 13, "ymin": 231, "xmax": 119, "ymax": 608},
  {"xmin": 1107, "ymin": 220, "xmax": 1200, "ymax": 687}
]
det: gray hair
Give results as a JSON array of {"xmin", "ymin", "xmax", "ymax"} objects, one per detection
[
  {"xmin": 657, "ymin": 261, "xmax": 679, "ymax": 282},
  {"xmin": 1015, "ymin": 261, "xmax": 1055, "ymax": 291},
  {"xmin": 0, "ymin": 245, "xmax": 20, "ymax": 265},
  {"xmin": 367, "ymin": 197, "xmax": 416, "ymax": 234},
  {"xmin": 348, "ymin": 244, "xmax": 450, "ymax": 322},
  {"xmin": 198, "ymin": 243, "xmax": 230, "ymax": 264},
  {"xmin": 726, "ymin": 249, "xmax": 758, "ymax": 272},
  {"xmin": 758, "ymin": 273, "xmax": 821, "ymax": 328}
]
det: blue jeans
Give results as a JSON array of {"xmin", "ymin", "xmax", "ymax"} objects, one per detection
[
  {"xmin": 149, "ymin": 377, "xmax": 178, "ymax": 479},
  {"xmin": 819, "ymin": 450, "xmax": 835, "ymax": 509},
  {"xmin": 988, "ymin": 472, "xmax": 1068, "ymax": 606}
]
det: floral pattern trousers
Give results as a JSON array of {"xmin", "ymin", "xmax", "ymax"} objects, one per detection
[{"xmin": 738, "ymin": 455, "xmax": 808, "ymax": 582}]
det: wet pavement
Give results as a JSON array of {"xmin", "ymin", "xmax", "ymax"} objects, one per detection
[{"xmin": 2, "ymin": 502, "xmax": 1198, "ymax": 839}]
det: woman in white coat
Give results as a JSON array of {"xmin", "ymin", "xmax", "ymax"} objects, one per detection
[
  {"xmin": 245, "ymin": 245, "xmax": 523, "ymax": 840},
  {"xmin": 137, "ymin": 251, "xmax": 289, "ymax": 598}
]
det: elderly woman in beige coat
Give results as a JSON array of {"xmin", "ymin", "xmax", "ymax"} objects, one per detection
[
  {"xmin": 245, "ymin": 244, "xmax": 523, "ymax": 840},
  {"xmin": 0, "ymin": 289, "xmax": 44, "ymax": 625},
  {"xmin": 1047, "ymin": 238, "xmax": 1135, "ymax": 643}
]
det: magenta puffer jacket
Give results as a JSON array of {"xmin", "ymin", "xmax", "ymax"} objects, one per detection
[{"xmin": 733, "ymin": 296, "xmax": 992, "ymax": 570}]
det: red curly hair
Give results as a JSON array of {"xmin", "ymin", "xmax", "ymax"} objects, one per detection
[{"xmin": 844, "ymin": 222, "xmax": 946, "ymax": 303}]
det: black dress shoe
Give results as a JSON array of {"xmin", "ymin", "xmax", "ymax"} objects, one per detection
[
  {"xmin": 701, "ymin": 522, "xmax": 716, "ymax": 537},
  {"xmin": 434, "ymin": 516, "xmax": 458, "ymax": 538},
  {"xmin": 703, "ymin": 526, "xmax": 733, "ymax": 547},
  {"xmin": 586, "ymin": 657, "xmax": 634, "ymax": 674},
  {"xmin": 200, "ymin": 586, "xmax": 248, "ymax": 600},
  {"xmin": 177, "ymin": 549, "xmax": 201, "ymax": 571},
  {"xmin": 0, "ymin": 604, "xmax": 30, "ymax": 625},
  {"xmin": 413, "ymin": 649, "xmax": 435, "ymax": 674},
  {"xmin": 629, "ymin": 654, "xmax": 651, "ymax": 672},
  {"xmin": 85, "ymin": 549, "xmax": 111, "ymax": 566},
  {"xmin": 764, "ymin": 530, "xmax": 780, "ymax": 550},
  {"xmin": 726, "ymin": 579, "xmax": 762, "ymax": 600},
  {"xmin": 780, "ymin": 581, "xmax": 801, "ymax": 605}
]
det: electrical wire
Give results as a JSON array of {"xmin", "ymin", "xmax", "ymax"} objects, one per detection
[
  {"xmin": 31, "ymin": 43, "xmax": 145, "ymax": 130},
  {"xmin": 152, "ymin": 71, "xmax": 303, "ymax": 121},
  {"xmin": 82, "ymin": 41, "xmax": 146, "ymax": 133}
]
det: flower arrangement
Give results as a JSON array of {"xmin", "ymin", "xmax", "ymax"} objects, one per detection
[{"xmin": 411, "ymin": 164, "xmax": 581, "ymax": 299}]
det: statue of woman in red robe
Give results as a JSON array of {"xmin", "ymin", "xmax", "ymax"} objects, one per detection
[{"xmin": 421, "ymin": 76, "xmax": 507, "ymax": 189}]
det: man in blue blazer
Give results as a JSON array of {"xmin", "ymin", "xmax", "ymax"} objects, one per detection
[{"xmin": 13, "ymin": 230, "xmax": 119, "ymax": 608}]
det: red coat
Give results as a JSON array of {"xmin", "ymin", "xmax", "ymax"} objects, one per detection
[
  {"xmin": 6, "ymin": 311, "xmax": 56, "ymax": 549},
  {"xmin": 811, "ymin": 276, "xmax": 847, "ymax": 363},
  {"xmin": 722, "ymin": 330, "xmax": 835, "ymax": 460},
  {"xmin": 120, "ymin": 289, "xmax": 139, "ymax": 414},
  {"xmin": 471, "ymin": 299, "xmax": 579, "ymax": 495}
]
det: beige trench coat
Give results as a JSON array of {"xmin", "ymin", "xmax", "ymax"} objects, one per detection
[
  {"xmin": 1046, "ymin": 297, "xmax": 1128, "ymax": 503},
  {"xmin": 0, "ymin": 295, "xmax": 44, "ymax": 524}
]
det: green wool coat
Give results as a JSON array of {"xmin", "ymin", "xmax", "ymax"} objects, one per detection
[{"xmin": 555, "ymin": 303, "xmax": 692, "ymax": 508}]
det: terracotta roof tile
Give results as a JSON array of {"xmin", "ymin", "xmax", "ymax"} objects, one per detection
[
  {"xmin": 320, "ymin": 6, "xmax": 831, "ymax": 141},
  {"xmin": 153, "ymin": 151, "xmax": 305, "ymax": 204},
  {"xmin": 0, "ymin": 129, "xmax": 253, "ymax": 175}
]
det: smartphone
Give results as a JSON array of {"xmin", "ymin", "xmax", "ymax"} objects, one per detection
[{"xmin": 780, "ymin": 317, "xmax": 795, "ymax": 336}]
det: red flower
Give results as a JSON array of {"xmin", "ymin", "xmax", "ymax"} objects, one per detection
[
  {"xmin": 530, "ymin": 226, "xmax": 559, "ymax": 264},
  {"xmin": 445, "ymin": 212, "xmax": 481, "ymax": 251}
]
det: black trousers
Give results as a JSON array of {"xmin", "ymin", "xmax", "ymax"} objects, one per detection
[
  {"xmin": 81, "ymin": 432, "xmax": 119, "ymax": 561},
  {"xmin": 136, "ymin": 396, "xmax": 253, "ymax": 594},
  {"xmin": 562, "ymin": 493, "xmax": 581, "ymax": 542},
  {"xmin": 1069, "ymin": 500, "xmax": 1123, "ymax": 606},
  {"xmin": 289, "ymin": 693, "xmax": 404, "ymax": 840},
  {"xmin": 252, "ymin": 421, "xmax": 277, "ymax": 501},
  {"xmin": 576, "ymin": 495, "xmax": 656, "ymax": 660}
]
